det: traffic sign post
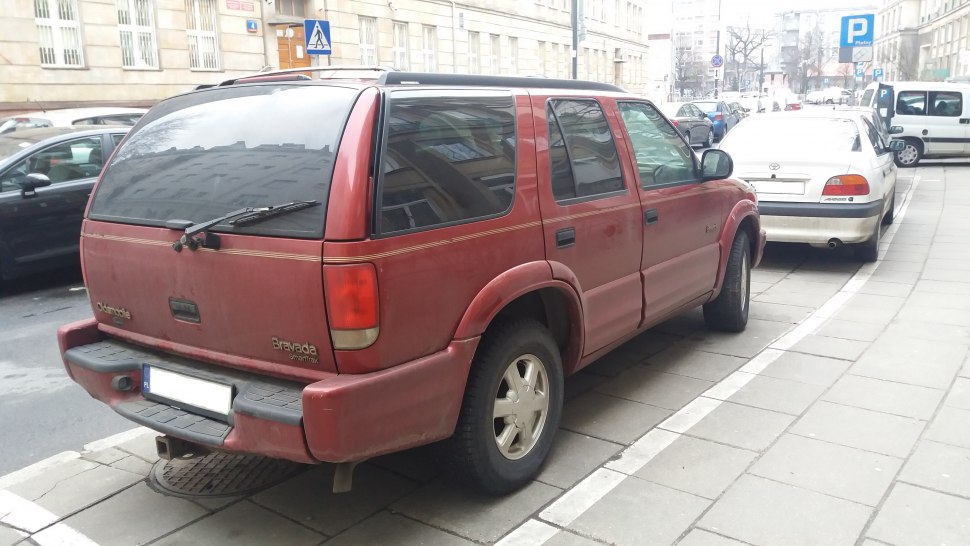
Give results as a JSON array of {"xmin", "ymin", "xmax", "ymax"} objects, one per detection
[{"xmin": 304, "ymin": 19, "xmax": 332, "ymax": 55}]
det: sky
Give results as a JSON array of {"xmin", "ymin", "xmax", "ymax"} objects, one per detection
[{"xmin": 718, "ymin": 0, "xmax": 879, "ymax": 27}]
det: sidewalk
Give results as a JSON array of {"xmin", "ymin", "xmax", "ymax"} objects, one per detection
[{"xmin": 1, "ymin": 165, "xmax": 968, "ymax": 546}]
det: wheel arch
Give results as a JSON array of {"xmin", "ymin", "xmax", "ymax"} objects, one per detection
[{"xmin": 712, "ymin": 201, "xmax": 761, "ymax": 299}]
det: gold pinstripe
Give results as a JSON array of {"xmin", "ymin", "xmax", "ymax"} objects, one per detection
[{"xmin": 82, "ymin": 202, "xmax": 643, "ymax": 265}]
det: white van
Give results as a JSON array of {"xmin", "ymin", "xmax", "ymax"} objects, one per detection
[{"xmin": 860, "ymin": 81, "xmax": 970, "ymax": 167}]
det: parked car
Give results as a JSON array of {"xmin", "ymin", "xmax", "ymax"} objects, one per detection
[
  {"xmin": 0, "ymin": 108, "xmax": 146, "ymax": 134},
  {"xmin": 58, "ymin": 72, "xmax": 764, "ymax": 495},
  {"xmin": 691, "ymin": 100, "xmax": 740, "ymax": 141},
  {"xmin": 0, "ymin": 126, "xmax": 129, "ymax": 282},
  {"xmin": 859, "ymin": 80, "xmax": 970, "ymax": 167},
  {"xmin": 719, "ymin": 108, "xmax": 899, "ymax": 262},
  {"xmin": 659, "ymin": 101, "xmax": 715, "ymax": 147},
  {"xmin": 728, "ymin": 101, "xmax": 749, "ymax": 120},
  {"xmin": 738, "ymin": 96, "xmax": 765, "ymax": 113}
]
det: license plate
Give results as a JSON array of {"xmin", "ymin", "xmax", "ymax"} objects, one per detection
[
  {"xmin": 751, "ymin": 180, "xmax": 805, "ymax": 195},
  {"xmin": 142, "ymin": 365, "xmax": 233, "ymax": 417}
]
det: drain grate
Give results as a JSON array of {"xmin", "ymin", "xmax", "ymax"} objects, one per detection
[{"xmin": 149, "ymin": 452, "xmax": 308, "ymax": 498}]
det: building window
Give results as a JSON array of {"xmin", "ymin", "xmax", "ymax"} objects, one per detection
[
  {"xmin": 359, "ymin": 16, "xmax": 377, "ymax": 64},
  {"xmin": 538, "ymin": 40, "xmax": 546, "ymax": 75},
  {"xmin": 275, "ymin": 0, "xmax": 305, "ymax": 17},
  {"xmin": 34, "ymin": 0, "xmax": 85, "ymax": 67},
  {"xmin": 509, "ymin": 37, "xmax": 518, "ymax": 75},
  {"xmin": 117, "ymin": 0, "xmax": 159, "ymax": 69},
  {"xmin": 392, "ymin": 22, "xmax": 409, "ymax": 70},
  {"xmin": 468, "ymin": 31, "xmax": 480, "ymax": 74},
  {"xmin": 423, "ymin": 25, "xmax": 437, "ymax": 71},
  {"xmin": 490, "ymin": 34, "xmax": 500, "ymax": 74},
  {"xmin": 185, "ymin": 0, "xmax": 219, "ymax": 70}
]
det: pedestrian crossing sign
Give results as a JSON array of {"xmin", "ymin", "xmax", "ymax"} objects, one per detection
[{"xmin": 304, "ymin": 19, "xmax": 332, "ymax": 55}]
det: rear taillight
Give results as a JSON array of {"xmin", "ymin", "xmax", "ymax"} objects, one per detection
[
  {"xmin": 671, "ymin": 119, "xmax": 679, "ymax": 127},
  {"xmin": 823, "ymin": 174, "xmax": 870, "ymax": 196},
  {"xmin": 714, "ymin": 113, "xmax": 723, "ymax": 121},
  {"xmin": 324, "ymin": 263, "xmax": 379, "ymax": 350}
]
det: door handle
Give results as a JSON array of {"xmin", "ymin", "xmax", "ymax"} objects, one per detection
[
  {"xmin": 555, "ymin": 227, "xmax": 576, "ymax": 248},
  {"xmin": 644, "ymin": 208, "xmax": 659, "ymax": 225},
  {"xmin": 961, "ymin": 118, "xmax": 970, "ymax": 124}
]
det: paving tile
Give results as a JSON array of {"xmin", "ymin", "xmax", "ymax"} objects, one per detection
[
  {"xmin": 922, "ymin": 268, "xmax": 970, "ymax": 283},
  {"xmin": 619, "ymin": 330, "xmax": 682, "ymax": 358},
  {"xmin": 850, "ymin": 335, "xmax": 967, "ymax": 389},
  {"xmin": 748, "ymin": 302, "xmax": 814, "ymax": 324},
  {"xmin": 925, "ymin": 406, "xmax": 970, "ymax": 450},
  {"xmin": 677, "ymin": 529, "xmax": 748, "ymax": 546},
  {"xmin": 868, "ymin": 483, "xmax": 970, "ymax": 546},
  {"xmin": 875, "ymin": 259, "xmax": 924, "ymax": 272},
  {"xmin": 813, "ymin": 318, "xmax": 885, "ymax": 342},
  {"xmin": 568, "ymin": 477, "xmax": 710, "ymax": 546},
  {"xmin": 754, "ymin": 289, "xmax": 833, "ymax": 308},
  {"xmin": 789, "ymin": 334, "xmax": 869, "ymax": 361},
  {"xmin": 769, "ymin": 278, "xmax": 844, "ymax": 295},
  {"xmin": 825, "ymin": 375, "xmax": 944, "ymax": 420},
  {"xmin": 906, "ymin": 291, "xmax": 970, "ymax": 311},
  {"xmin": 634, "ymin": 435, "xmax": 756, "ymax": 499},
  {"xmin": 152, "ymin": 500, "xmax": 323, "ymax": 546},
  {"xmin": 561, "ymin": 392, "xmax": 671, "ymax": 444},
  {"xmin": 790, "ymin": 401, "xmax": 925, "ymax": 458},
  {"xmin": 896, "ymin": 305, "xmax": 970, "ymax": 327},
  {"xmin": 368, "ymin": 444, "xmax": 441, "ymax": 484},
  {"xmin": 62, "ymin": 482, "xmax": 207, "ymax": 546},
  {"xmin": 683, "ymin": 319, "xmax": 792, "ymax": 359},
  {"xmin": 855, "ymin": 280, "xmax": 914, "ymax": 298},
  {"xmin": 597, "ymin": 369, "xmax": 713, "ymax": 411},
  {"xmin": 749, "ymin": 281, "xmax": 774, "ymax": 295},
  {"xmin": 868, "ymin": 268, "xmax": 921, "ymax": 285},
  {"xmin": 683, "ymin": 401, "xmax": 795, "ymax": 452},
  {"xmin": 915, "ymin": 279, "xmax": 970, "ymax": 295},
  {"xmin": 564, "ymin": 370, "xmax": 610, "ymax": 402},
  {"xmin": 750, "ymin": 434, "xmax": 902, "ymax": 506},
  {"xmin": 391, "ymin": 479, "xmax": 560, "ymax": 543},
  {"xmin": 946, "ymin": 377, "xmax": 970, "ymax": 410},
  {"xmin": 653, "ymin": 308, "xmax": 707, "ymax": 337},
  {"xmin": 881, "ymin": 320, "xmax": 970, "ymax": 344},
  {"xmin": 582, "ymin": 349, "xmax": 641, "ymax": 378},
  {"xmin": 80, "ymin": 447, "xmax": 129, "ymax": 466},
  {"xmin": 899, "ymin": 440, "xmax": 970, "ymax": 499},
  {"xmin": 646, "ymin": 346, "xmax": 747, "ymax": 382},
  {"xmin": 8, "ymin": 463, "xmax": 142, "ymax": 517},
  {"xmin": 0, "ymin": 526, "xmax": 27, "ymax": 546},
  {"xmin": 324, "ymin": 512, "xmax": 474, "ymax": 546},
  {"xmin": 756, "ymin": 351, "xmax": 852, "ymax": 387},
  {"xmin": 251, "ymin": 463, "xmax": 417, "ymax": 536},
  {"xmin": 536, "ymin": 430, "xmax": 622, "ymax": 489},
  {"xmin": 724, "ymin": 374, "xmax": 826, "ymax": 416},
  {"xmin": 116, "ymin": 433, "xmax": 161, "ymax": 463},
  {"xmin": 698, "ymin": 474, "xmax": 871, "ymax": 546},
  {"xmin": 110, "ymin": 455, "xmax": 153, "ymax": 477}
]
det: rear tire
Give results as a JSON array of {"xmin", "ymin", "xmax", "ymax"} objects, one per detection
[
  {"xmin": 894, "ymin": 139, "xmax": 922, "ymax": 168},
  {"xmin": 705, "ymin": 129, "xmax": 714, "ymax": 148},
  {"xmin": 882, "ymin": 192, "xmax": 895, "ymax": 226},
  {"xmin": 446, "ymin": 319, "xmax": 564, "ymax": 495},
  {"xmin": 703, "ymin": 231, "xmax": 751, "ymax": 332},
  {"xmin": 855, "ymin": 221, "xmax": 881, "ymax": 263}
]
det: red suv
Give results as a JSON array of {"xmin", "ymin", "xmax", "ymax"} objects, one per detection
[{"xmin": 59, "ymin": 72, "xmax": 764, "ymax": 494}]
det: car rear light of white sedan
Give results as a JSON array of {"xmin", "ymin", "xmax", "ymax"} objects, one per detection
[{"xmin": 822, "ymin": 174, "xmax": 870, "ymax": 196}]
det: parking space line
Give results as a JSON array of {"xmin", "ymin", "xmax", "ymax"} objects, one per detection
[
  {"xmin": 498, "ymin": 170, "xmax": 925, "ymax": 544},
  {"xmin": 0, "ymin": 490, "xmax": 99, "ymax": 545},
  {"xmin": 494, "ymin": 518, "xmax": 561, "ymax": 546},
  {"xmin": 82, "ymin": 427, "xmax": 153, "ymax": 453}
]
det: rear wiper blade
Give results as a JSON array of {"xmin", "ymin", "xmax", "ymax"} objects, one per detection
[{"xmin": 168, "ymin": 200, "xmax": 319, "ymax": 252}]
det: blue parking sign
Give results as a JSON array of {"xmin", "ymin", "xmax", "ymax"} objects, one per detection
[
  {"xmin": 305, "ymin": 19, "xmax": 332, "ymax": 55},
  {"xmin": 840, "ymin": 14, "xmax": 874, "ymax": 47}
]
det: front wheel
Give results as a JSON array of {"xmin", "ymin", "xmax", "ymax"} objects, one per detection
[
  {"xmin": 705, "ymin": 129, "xmax": 714, "ymax": 148},
  {"xmin": 894, "ymin": 140, "xmax": 922, "ymax": 168},
  {"xmin": 704, "ymin": 231, "xmax": 751, "ymax": 332},
  {"xmin": 446, "ymin": 319, "xmax": 564, "ymax": 495}
]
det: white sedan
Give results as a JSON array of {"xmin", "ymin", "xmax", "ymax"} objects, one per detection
[
  {"xmin": 0, "ymin": 107, "xmax": 147, "ymax": 134},
  {"xmin": 718, "ymin": 109, "xmax": 900, "ymax": 262}
]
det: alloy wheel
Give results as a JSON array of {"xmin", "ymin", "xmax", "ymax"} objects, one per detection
[{"xmin": 492, "ymin": 353, "xmax": 550, "ymax": 461}]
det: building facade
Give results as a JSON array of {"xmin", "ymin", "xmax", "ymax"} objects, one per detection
[
  {"xmin": 0, "ymin": 0, "xmax": 651, "ymax": 112},
  {"xmin": 876, "ymin": 0, "xmax": 970, "ymax": 81}
]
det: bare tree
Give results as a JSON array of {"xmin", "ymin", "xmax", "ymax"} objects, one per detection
[
  {"xmin": 878, "ymin": 41, "xmax": 919, "ymax": 80},
  {"xmin": 837, "ymin": 63, "xmax": 854, "ymax": 88},
  {"xmin": 673, "ymin": 34, "xmax": 703, "ymax": 97},
  {"xmin": 797, "ymin": 26, "xmax": 828, "ymax": 94},
  {"xmin": 726, "ymin": 21, "xmax": 773, "ymax": 92}
]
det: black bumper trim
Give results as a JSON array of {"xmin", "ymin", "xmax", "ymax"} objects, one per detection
[
  {"xmin": 65, "ymin": 340, "xmax": 305, "ymax": 426},
  {"xmin": 759, "ymin": 199, "xmax": 883, "ymax": 219}
]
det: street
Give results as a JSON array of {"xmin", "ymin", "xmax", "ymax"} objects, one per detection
[{"xmin": 1, "ymin": 161, "xmax": 969, "ymax": 546}]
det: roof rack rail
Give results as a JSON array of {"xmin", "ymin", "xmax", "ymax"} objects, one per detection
[
  {"xmin": 215, "ymin": 65, "xmax": 399, "ymax": 87},
  {"xmin": 377, "ymin": 72, "xmax": 626, "ymax": 92}
]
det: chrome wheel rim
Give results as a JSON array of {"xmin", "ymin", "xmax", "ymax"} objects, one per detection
[
  {"xmin": 898, "ymin": 145, "xmax": 918, "ymax": 165},
  {"xmin": 493, "ymin": 354, "xmax": 550, "ymax": 461},
  {"xmin": 739, "ymin": 251, "xmax": 749, "ymax": 311}
]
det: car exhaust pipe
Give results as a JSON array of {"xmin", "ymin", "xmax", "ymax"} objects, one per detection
[
  {"xmin": 156, "ymin": 435, "xmax": 210, "ymax": 460},
  {"xmin": 827, "ymin": 239, "xmax": 842, "ymax": 249}
]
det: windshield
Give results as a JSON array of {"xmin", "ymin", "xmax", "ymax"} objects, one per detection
[
  {"xmin": 88, "ymin": 84, "xmax": 360, "ymax": 239},
  {"xmin": 721, "ymin": 117, "xmax": 861, "ymax": 154},
  {"xmin": 693, "ymin": 101, "xmax": 718, "ymax": 113}
]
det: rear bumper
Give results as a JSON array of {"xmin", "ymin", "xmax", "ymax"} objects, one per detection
[
  {"xmin": 759, "ymin": 200, "xmax": 883, "ymax": 244},
  {"xmin": 59, "ymin": 319, "xmax": 477, "ymax": 464}
]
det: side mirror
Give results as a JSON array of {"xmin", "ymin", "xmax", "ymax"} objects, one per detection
[
  {"xmin": 20, "ymin": 172, "xmax": 51, "ymax": 198},
  {"xmin": 701, "ymin": 149, "xmax": 733, "ymax": 181},
  {"xmin": 889, "ymin": 125, "xmax": 904, "ymax": 134},
  {"xmin": 889, "ymin": 140, "xmax": 906, "ymax": 151}
]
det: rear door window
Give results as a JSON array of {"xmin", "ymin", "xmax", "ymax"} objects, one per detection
[
  {"xmin": 88, "ymin": 85, "xmax": 360, "ymax": 239},
  {"xmin": 929, "ymin": 91, "xmax": 962, "ymax": 116},
  {"xmin": 896, "ymin": 91, "xmax": 927, "ymax": 115},
  {"xmin": 377, "ymin": 90, "xmax": 516, "ymax": 235},
  {"xmin": 546, "ymin": 99, "xmax": 624, "ymax": 202}
]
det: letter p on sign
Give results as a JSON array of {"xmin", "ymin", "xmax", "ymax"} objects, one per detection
[{"xmin": 841, "ymin": 14, "xmax": 874, "ymax": 47}]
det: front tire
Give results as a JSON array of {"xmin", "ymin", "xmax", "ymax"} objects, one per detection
[
  {"xmin": 447, "ymin": 319, "xmax": 564, "ymax": 495},
  {"xmin": 703, "ymin": 231, "xmax": 751, "ymax": 332},
  {"xmin": 705, "ymin": 129, "xmax": 714, "ymax": 148},
  {"xmin": 894, "ymin": 139, "xmax": 922, "ymax": 168}
]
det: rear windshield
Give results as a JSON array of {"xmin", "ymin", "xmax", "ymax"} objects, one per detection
[
  {"xmin": 722, "ymin": 117, "xmax": 861, "ymax": 154},
  {"xmin": 693, "ymin": 101, "xmax": 718, "ymax": 113},
  {"xmin": 88, "ymin": 84, "xmax": 360, "ymax": 239}
]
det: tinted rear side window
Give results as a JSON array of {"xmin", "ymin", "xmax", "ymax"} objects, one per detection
[
  {"xmin": 377, "ymin": 91, "xmax": 516, "ymax": 235},
  {"xmin": 546, "ymin": 99, "xmax": 624, "ymax": 202},
  {"xmin": 89, "ymin": 85, "xmax": 361, "ymax": 239}
]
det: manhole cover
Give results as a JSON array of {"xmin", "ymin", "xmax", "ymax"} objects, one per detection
[{"xmin": 149, "ymin": 452, "xmax": 308, "ymax": 498}]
